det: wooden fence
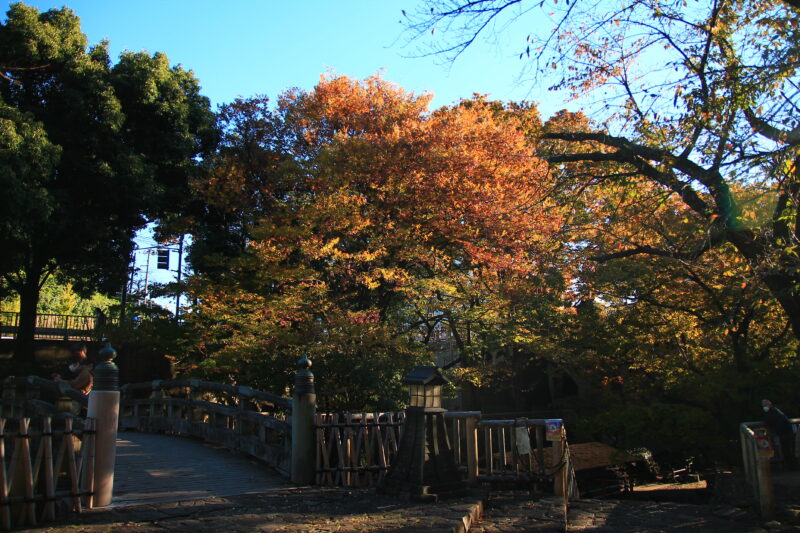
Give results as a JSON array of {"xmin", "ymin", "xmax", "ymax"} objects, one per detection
[
  {"xmin": 740, "ymin": 418, "xmax": 800, "ymax": 519},
  {"xmin": 315, "ymin": 412, "xmax": 405, "ymax": 487},
  {"xmin": 0, "ymin": 312, "xmax": 108, "ymax": 341},
  {"xmin": 119, "ymin": 380, "xmax": 292, "ymax": 476},
  {"xmin": 315, "ymin": 411, "xmax": 578, "ymax": 498},
  {"xmin": 1, "ymin": 416, "xmax": 96, "ymax": 530}
]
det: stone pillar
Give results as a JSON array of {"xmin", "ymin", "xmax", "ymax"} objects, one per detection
[
  {"xmin": 291, "ymin": 354, "xmax": 316, "ymax": 485},
  {"xmin": 87, "ymin": 340, "xmax": 120, "ymax": 507},
  {"xmin": 756, "ymin": 453, "xmax": 775, "ymax": 519}
]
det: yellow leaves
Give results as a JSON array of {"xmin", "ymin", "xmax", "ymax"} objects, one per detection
[{"xmin": 359, "ymin": 267, "xmax": 411, "ymax": 290}]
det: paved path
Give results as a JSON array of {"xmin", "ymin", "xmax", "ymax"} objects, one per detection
[{"xmin": 112, "ymin": 431, "xmax": 287, "ymax": 506}]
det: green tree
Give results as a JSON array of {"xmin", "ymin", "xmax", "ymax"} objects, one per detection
[{"xmin": 0, "ymin": 3, "xmax": 216, "ymax": 366}]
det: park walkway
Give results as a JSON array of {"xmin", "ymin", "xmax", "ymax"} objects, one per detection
[{"xmin": 112, "ymin": 431, "xmax": 287, "ymax": 506}]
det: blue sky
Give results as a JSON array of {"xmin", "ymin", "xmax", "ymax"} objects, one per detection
[{"xmin": 5, "ymin": 0, "xmax": 573, "ymax": 116}]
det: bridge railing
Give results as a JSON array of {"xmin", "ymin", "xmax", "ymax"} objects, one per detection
[
  {"xmin": 2, "ymin": 376, "xmax": 89, "ymax": 419},
  {"xmin": 0, "ymin": 311, "xmax": 114, "ymax": 341},
  {"xmin": 119, "ymin": 380, "xmax": 292, "ymax": 477},
  {"xmin": 740, "ymin": 418, "xmax": 800, "ymax": 519}
]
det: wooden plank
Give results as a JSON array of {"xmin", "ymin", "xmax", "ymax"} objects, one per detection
[
  {"xmin": 0, "ymin": 419, "xmax": 10, "ymax": 531},
  {"xmin": 80, "ymin": 418, "xmax": 95, "ymax": 509},
  {"xmin": 333, "ymin": 422, "xmax": 346, "ymax": 487},
  {"xmin": 41, "ymin": 418, "xmax": 55, "ymax": 522},
  {"xmin": 18, "ymin": 419, "xmax": 36, "ymax": 526},
  {"xmin": 360, "ymin": 414, "xmax": 373, "ymax": 486},
  {"xmin": 62, "ymin": 419, "xmax": 81, "ymax": 514},
  {"xmin": 485, "ymin": 426, "xmax": 493, "ymax": 475},
  {"xmin": 536, "ymin": 425, "xmax": 545, "ymax": 475}
]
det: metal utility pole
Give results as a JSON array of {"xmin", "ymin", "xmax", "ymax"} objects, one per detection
[
  {"xmin": 175, "ymin": 234, "xmax": 184, "ymax": 320},
  {"xmin": 143, "ymin": 249, "xmax": 152, "ymax": 305},
  {"xmin": 119, "ymin": 250, "xmax": 136, "ymax": 324}
]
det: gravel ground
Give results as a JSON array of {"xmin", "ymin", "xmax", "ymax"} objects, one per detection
[{"xmin": 20, "ymin": 487, "xmax": 483, "ymax": 533}]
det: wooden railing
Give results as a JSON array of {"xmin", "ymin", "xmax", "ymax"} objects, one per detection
[
  {"xmin": 314, "ymin": 410, "xmax": 578, "ymax": 505},
  {"xmin": 740, "ymin": 418, "xmax": 800, "ymax": 519},
  {"xmin": 449, "ymin": 414, "xmax": 578, "ymax": 491},
  {"xmin": 119, "ymin": 380, "xmax": 292, "ymax": 476},
  {"xmin": 0, "ymin": 312, "xmax": 110, "ymax": 341},
  {"xmin": 1, "ymin": 415, "xmax": 95, "ymax": 530}
]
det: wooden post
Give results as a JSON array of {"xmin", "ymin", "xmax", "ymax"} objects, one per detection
[
  {"xmin": 81, "ymin": 418, "xmax": 96, "ymax": 509},
  {"xmin": 0, "ymin": 419, "xmax": 9, "ymax": 531},
  {"xmin": 87, "ymin": 341, "xmax": 119, "ymax": 507},
  {"xmin": 291, "ymin": 354, "xmax": 316, "ymax": 485},
  {"xmin": 17, "ymin": 418, "xmax": 36, "ymax": 526},
  {"xmin": 466, "ymin": 415, "xmax": 479, "ymax": 485},
  {"xmin": 41, "ymin": 417, "xmax": 55, "ymax": 521}
]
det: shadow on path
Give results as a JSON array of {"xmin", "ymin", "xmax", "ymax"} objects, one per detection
[{"xmin": 113, "ymin": 431, "xmax": 287, "ymax": 506}]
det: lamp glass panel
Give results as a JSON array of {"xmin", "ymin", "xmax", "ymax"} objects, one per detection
[
  {"xmin": 410, "ymin": 383, "xmax": 424, "ymax": 407},
  {"xmin": 431, "ymin": 385, "xmax": 441, "ymax": 407}
]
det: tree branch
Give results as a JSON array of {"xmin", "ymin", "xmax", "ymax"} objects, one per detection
[{"xmin": 743, "ymin": 107, "xmax": 800, "ymax": 145}]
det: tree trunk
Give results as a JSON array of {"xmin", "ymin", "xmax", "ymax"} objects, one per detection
[{"xmin": 14, "ymin": 264, "xmax": 43, "ymax": 369}]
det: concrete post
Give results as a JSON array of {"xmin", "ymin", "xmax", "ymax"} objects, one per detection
[
  {"xmin": 87, "ymin": 340, "xmax": 120, "ymax": 507},
  {"xmin": 291, "ymin": 354, "xmax": 316, "ymax": 485},
  {"xmin": 756, "ymin": 454, "xmax": 775, "ymax": 519}
]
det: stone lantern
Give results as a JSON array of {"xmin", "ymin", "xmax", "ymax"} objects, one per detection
[{"xmin": 379, "ymin": 366, "xmax": 468, "ymax": 501}]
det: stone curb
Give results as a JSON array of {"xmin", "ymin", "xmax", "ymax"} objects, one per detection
[{"xmin": 453, "ymin": 499, "xmax": 484, "ymax": 533}]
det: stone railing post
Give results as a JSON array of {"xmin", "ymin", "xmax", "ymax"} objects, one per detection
[
  {"xmin": 291, "ymin": 354, "xmax": 316, "ymax": 485},
  {"xmin": 756, "ymin": 442, "xmax": 775, "ymax": 519},
  {"xmin": 87, "ymin": 340, "xmax": 120, "ymax": 507}
]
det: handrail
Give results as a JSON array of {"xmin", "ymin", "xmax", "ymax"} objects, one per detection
[
  {"xmin": 0, "ymin": 311, "xmax": 114, "ymax": 341},
  {"xmin": 4, "ymin": 376, "xmax": 88, "ymax": 405},
  {"xmin": 739, "ymin": 418, "xmax": 800, "ymax": 519},
  {"xmin": 120, "ymin": 379, "xmax": 291, "ymax": 411},
  {"xmin": 2, "ymin": 376, "xmax": 88, "ymax": 419},
  {"xmin": 119, "ymin": 379, "xmax": 292, "ymax": 476}
]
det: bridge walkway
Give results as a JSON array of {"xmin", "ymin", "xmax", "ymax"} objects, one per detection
[{"xmin": 112, "ymin": 431, "xmax": 288, "ymax": 507}]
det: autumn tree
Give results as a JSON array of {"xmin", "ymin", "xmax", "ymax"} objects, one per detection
[
  {"xmin": 405, "ymin": 1, "xmax": 800, "ymax": 340},
  {"xmin": 0, "ymin": 3, "xmax": 216, "ymax": 365},
  {"xmin": 186, "ymin": 75, "xmax": 566, "ymax": 409}
]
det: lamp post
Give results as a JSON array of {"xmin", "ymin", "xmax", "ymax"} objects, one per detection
[{"xmin": 379, "ymin": 366, "xmax": 468, "ymax": 502}]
